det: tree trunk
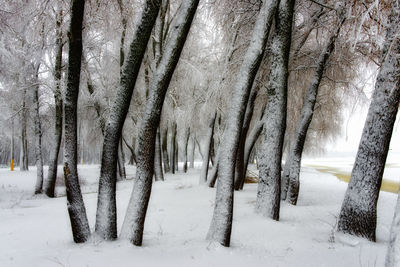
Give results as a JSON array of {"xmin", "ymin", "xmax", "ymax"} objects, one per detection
[
  {"xmin": 200, "ymin": 112, "xmax": 216, "ymax": 183},
  {"xmin": 169, "ymin": 122, "xmax": 177, "ymax": 174},
  {"xmin": 190, "ymin": 135, "xmax": 195, "ymax": 168},
  {"xmin": 117, "ymin": 137, "xmax": 126, "ymax": 180},
  {"xmin": 120, "ymin": 0, "xmax": 199, "ymax": 246},
  {"xmin": 154, "ymin": 127, "xmax": 164, "ymax": 181},
  {"xmin": 95, "ymin": 0, "xmax": 160, "ymax": 240},
  {"xmin": 45, "ymin": 10, "xmax": 63, "ymax": 197},
  {"xmin": 183, "ymin": 128, "xmax": 190, "ymax": 173},
  {"xmin": 255, "ymin": 0, "xmax": 295, "ymax": 220},
  {"xmin": 123, "ymin": 136, "xmax": 136, "ymax": 165},
  {"xmin": 175, "ymin": 138, "xmax": 179, "ymax": 171},
  {"xmin": 20, "ymin": 86, "xmax": 28, "ymax": 171},
  {"xmin": 285, "ymin": 14, "xmax": 346, "ymax": 205},
  {"xmin": 161, "ymin": 127, "xmax": 170, "ymax": 172},
  {"xmin": 207, "ymin": 0, "xmax": 278, "ymax": 247},
  {"xmin": 63, "ymin": 0, "xmax": 90, "ymax": 243},
  {"xmin": 337, "ymin": 4, "xmax": 400, "ymax": 241},
  {"xmin": 33, "ymin": 65, "xmax": 44, "ymax": 194},
  {"xmin": 386, "ymin": 186, "xmax": 400, "ymax": 266}
]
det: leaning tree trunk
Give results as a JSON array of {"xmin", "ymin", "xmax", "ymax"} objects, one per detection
[
  {"xmin": 200, "ymin": 112, "xmax": 216, "ymax": 183},
  {"xmin": 63, "ymin": 0, "xmax": 90, "ymax": 243},
  {"xmin": 207, "ymin": 0, "xmax": 278, "ymax": 247},
  {"xmin": 284, "ymin": 14, "xmax": 346, "ymax": 205},
  {"xmin": 161, "ymin": 127, "xmax": 170, "ymax": 172},
  {"xmin": 255, "ymin": 0, "xmax": 295, "ymax": 221},
  {"xmin": 120, "ymin": 0, "xmax": 199, "ymax": 246},
  {"xmin": 33, "ymin": 65, "xmax": 44, "ymax": 194},
  {"xmin": 45, "ymin": 10, "xmax": 63, "ymax": 197},
  {"xmin": 154, "ymin": 127, "xmax": 164, "ymax": 181},
  {"xmin": 95, "ymin": 0, "xmax": 161, "ymax": 241},
  {"xmin": 337, "ymin": 3, "xmax": 400, "ymax": 242}
]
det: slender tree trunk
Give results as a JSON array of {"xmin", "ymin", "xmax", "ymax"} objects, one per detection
[
  {"xmin": 285, "ymin": 14, "xmax": 345, "ymax": 205},
  {"xmin": 154, "ymin": 127, "xmax": 164, "ymax": 181},
  {"xmin": 183, "ymin": 128, "xmax": 190, "ymax": 173},
  {"xmin": 123, "ymin": 136, "xmax": 136, "ymax": 165},
  {"xmin": 120, "ymin": 0, "xmax": 199, "ymax": 245},
  {"xmin": 207, "ymin": 158, "xmax": 219, "ymax": 188},
  {"xmin": 33, "ymin": 65, "xmax": 44, "ymax": 194},
  {"xmin": 190, "ymin": 135, "xmax": 195, "ymax": 168},
  {"xmin": 175, "ymin": 138, "xmax": 178, "ymax": 171},
  {"xmin": 95, "ymin": 0, "xmax": 161, "ymax": 240},
  {"xmin": 63, "ymin": 0, "xmax": 90, "ymax": 243},
  {"xmin": 161, "ymin": 127, "xmax": 170, "ymax": 172},
  {"xmin": 255, "ymin": 0, "xmax": 295, "ymax": 220},
  {"xmin": 10, "ymin": 119, "xmax": 14, "ymax": 171},
  {"xmin": 200, "ymin": 112, "xmax": 216, "ymax": 183},
  {"xmin": 20, "ymin": 87, "xmax": 28, "ymax": 171},
  {"xmin": 207, "ymin": 0, "xmax": 278, "ymax": 247},
  {"xmin": 337, "ymin": 3, "xmax": 400, "ymax": 242},
  {"xmin": 169, "ymin": 122, "xmax": 177, "ymax": 173},
  {"xmin": 45, "ymin": 10, "xmax": 63, "ymax": 197},
  {"xmin": 117, "ymin": 137, "xmax": 126, "ymax": 180}
]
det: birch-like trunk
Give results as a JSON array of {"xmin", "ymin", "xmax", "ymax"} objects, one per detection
[
  {"xmin": 63, "ymin": 0, "xmax": 90, "ymax": 243},
  {"xmin": 338, "ymin": 3, "xmax": 400, "ymax": 242},
  {"xmin": 285, "ymin": 14, "xmax": 345, "ymax": 205},
  {"xmin": 255, "ymin": 0, "xmax": 295, "ymax": 220},
  {"xmin": 45, "ymin": 10, "xmax": 63, "ymax": 197},
  {"xmin": 120, "ymin": 0, "xmax": 199, "ymax": 246},
  {"xmin": 200, "ymin": 113, "xmax": 216, "ymax": 183},
  {"xmin": 207, "ymin": 0, "xmax": 278, "ymax": 247},
  {"xmin": 95, "ymin": 0, "xmax": 160, "ymax": 240},
  {"xmin": 33, "ymin": 65, "xmax": 44, "ymax": 194}
]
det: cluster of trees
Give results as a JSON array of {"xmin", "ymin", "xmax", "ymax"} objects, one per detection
[{"xmin": 1, "ymin": 0, "xmax": 400, "ymax": 263}]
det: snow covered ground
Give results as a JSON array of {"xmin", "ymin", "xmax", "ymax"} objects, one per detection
[{"xmin": 0, "ymin": 163, "xmax": 398, "ymax": 267}]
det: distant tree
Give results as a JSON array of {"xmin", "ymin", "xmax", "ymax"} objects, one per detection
[{"xmin": 338, "ymin": 0, "xmax": 400, "ymax": 242}]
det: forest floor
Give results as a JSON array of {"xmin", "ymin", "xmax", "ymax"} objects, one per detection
[{"xmin": 0, "ymin": 157, "xmax": 399, "ymax": 267}]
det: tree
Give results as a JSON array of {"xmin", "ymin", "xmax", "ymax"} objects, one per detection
[
  {"xmin": 63, "ymin": 0, "xmax": 90, "ymax": 243},
  {"xmin": 206, "ymin": 0, "xmax": 279, "ymax": 247},
  {"xmin": 337, "ymin": 0, "xmax": 400, "ymax": 242},
  {"xmin": 95, "ymin": 0, "xmax": 161, "ymax": 240},
  {"xmin": 255, "ymin": 0, "xmax": 295, "ymax": 220},
  {"xmin": 120, "ymin": 0, "xmax": 200, "ymax": 246}
]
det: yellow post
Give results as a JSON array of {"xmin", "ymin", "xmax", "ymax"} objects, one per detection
[{"xmin": 11, "ymin": 158, "xmax": 14, "ymax": 171}]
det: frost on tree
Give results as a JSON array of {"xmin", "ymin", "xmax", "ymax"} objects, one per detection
[
  {"xmin": 63, "ymin": 0, "xmax": 90, "ymax": 243},
  {"xmin": 283, "ymin": 11, "xmax": 346, "ymax": 205},
  {"xmin": 207, "ymin": 0, "xmax": 279, "ymax": 247},
  {"xmin": 337, "ymin": 1, "xmax": 400, "ymax": 242},
  {"xmin": 255, "ymin": 0, "xmax": 295, "ymax": 220},
  {"xmin": 120, "ymin": 0, "xmax": 199, "ymax": 246},
  {"xmin": 95, "ymin": 0, "xmax": 161, "ymax": 241}
]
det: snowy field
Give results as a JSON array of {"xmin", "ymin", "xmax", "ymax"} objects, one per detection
[{"xmin": 0, "ymin": 163, "xmax": 398, "ymax": 267}]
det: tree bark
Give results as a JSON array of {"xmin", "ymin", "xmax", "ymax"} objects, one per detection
[
  {"xmin": 20, "ymin": 86, "xmax": 28, "ymax": 171},
  {"xmin": 45, "ymin": 10, "xmax": 63, "ymax": 197},
  {"xmin": 95, "ymin": 0, "xmax": 161, "ymax": 240},
  {"xmin": 183, "ymin": 128, "xmax": 190, "ymax": 173},
  {"xmin": 63, "ymin": 0, "xmax": 90, "ymax": 243},
  {"xmin": 337, "ymin": 3, "xmax": 400, "ymax": 242},
  {"xmin": 169, "ymin": 121, "xmax": 177, "ymax": 173},
  {"xmin": 207, "ymin": 0, "xmax": 278, "ymax": 247},
  {"xmin": 33, "ymin": 65, "xmax": 44, "ymax": 194},
  {"xmin": 189, "ymin": 135, "xmax": 195, "ymax": 168},
  {"xmin": 154, "ymin": 127, "xmax": 164, "ymax": 181},
  {"xmin": 284, "ymin": 14, "xmax": 346, "ymax": 205},
  {"xmin": 120, "ymin": 0, "xmax": 199, "ymax": 246},
  {"xmin": 255, "ymin": 0, "xmax": 295, "ymax": 220},
  {"xmin": 200, "ymin": 112, "xmax": 216, "ymax": 183},
  {"xmin": 161, "ymin": 126, "xmax": 170, "ymax": 172}
]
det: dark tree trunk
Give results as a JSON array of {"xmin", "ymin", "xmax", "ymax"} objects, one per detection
[
  {"xmin": 337, "ymin": 4, "xmax": 400, "ymax": 242},
  {"xmin": 207, "ymin": 0, "xmax": 278, "ymax": 247},
  {"xmin": 95, "ymin": 0, "xmax": 161, "ymax": 240},
  {"xmin": 200, "ymin": 113, "xmax": 216, "ymax": 183},
  {"xmin": 255, "ymin": 0, "xmax": 295, "ymax": 220},
  {"xmin": 45, "ymin": 10, "xmax": 63, "ymax": 197},
  {"xmin": 123, "ymin": 136, "xmax": 136, "ymax": 165},
  {"xmin": 169, "ymin": 122, "xmax": 177, "ymax": 174},
  {"xmin": 207, "ymin": 159, "xmax": 219, "ymax": 188},
  {"xmin": 33, "ymin": 65, "xmax": 44, "ymax": 194},
  {"xmin": 117, "ymin": 137, "xmax": 126, "ymax": 180},
  {"xmin": 63, "ymin": 0, "xmax": 90, "ymax": 243},
  {"xmin": 285, "ymin": 15, "xmax": 345, "ymax": 205},
  {"xmin": 174, "ymin": 137, "xmax": 178, "ymax": 171},
  {"xmin": 120, "ymin": 0, "xmax": 199, "ymax": 246},
  {"xmin": 161, "ymin": 127, "xmax": 170, "ymax": 172},
  {"xmin": 20, "ymin": 86, "xmax": 28, "ymax": 171},
  {"xmin": 183, "ymin": 128, "xmax": 190, "ymax": 173},
  {"xmin": 154, "ymin": 127, "xmax": 164, "ymax": 181},
  {"xmin": 189, "ymin": 135, "xmax": 195, "ymax": 168}
]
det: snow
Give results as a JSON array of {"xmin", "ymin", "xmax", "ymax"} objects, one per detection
[{"xmin": 0, "ymin": 162, "xmax": 397, "ymax": 266}]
